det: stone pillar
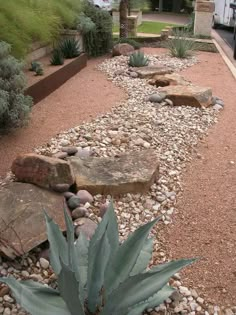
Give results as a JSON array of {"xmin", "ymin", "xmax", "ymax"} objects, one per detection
[
  {"xmin": 127, "ymin": 16, "xmax": 138, "ymax": 37},
  {"xmin": 159, "ymin": 0, "xmax": 163, "ymax": 12},
  {"xmin": 194, "ymin": 0, "xmax": 215, "ymax": 37}
]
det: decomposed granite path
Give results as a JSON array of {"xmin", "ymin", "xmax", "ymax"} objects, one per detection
[
  {"xmin": 0, "ymin": 57, "xmax": 126, "ymax": 180},
  {"xmin": 157, "ymin": 50, "xmax": 236, "ymax": 306}
]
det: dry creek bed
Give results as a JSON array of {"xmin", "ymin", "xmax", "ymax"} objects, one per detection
[{"xmin": 0, "ymin": 53, "xmax": 233, "ymax": 315}]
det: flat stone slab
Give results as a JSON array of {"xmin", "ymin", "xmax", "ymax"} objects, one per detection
[
  {"xmin": 158, "ymin": 84, "xmax": 212, "ymax": 108},
  {"xmin": 68, "ymin": 150, "xmax": 159, "ymax": 196},
  {"xmin": 149, "ymin": 73, "xmax": 190, "ymax": 87},
  {"xmin": 0, "ymin": 183, "xmax": 65, "ymax": 258},
  {"xmin": 135, "ymin": 66, "xmax": 173, "ymax": 79}
]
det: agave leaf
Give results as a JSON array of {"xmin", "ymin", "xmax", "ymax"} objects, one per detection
[
  {"xmin": 101, "ymin": 258, "xmax": 195, "ymax": 315},
  {"xmin": 75, "ymin": 232, "xmax": 89, "ymax": 294},
  {"xmin": 146, "ymin": 285, "xmax": 175, "ymax": 309},
  {"xmin": 126, "ymin": 302, "xmax": 149, "ymax": 315},
  {"xmin": 44, "ymin": 211, "xmax": 68, "ymax": 275},
  {"xmin": 130, "ymin": 237, "xmax": 153, "ymax": 276},
  {"xmin": 0, "ymin": 278, "xmax": 70, "ymax": 315},
  {"xmin": 87, "ymin": 229, "xmax": 111, "ymax": 313},
  {"xmin": 58, "ymin": 261, "xmax": 85, "ymax": 315},
  {"xmin": 63, "ymin": 209, "xmax": 86, "ymax": 303},
  {"xmin": 104, "ymin": 218, "xmax": 159, "ymax": 297}
]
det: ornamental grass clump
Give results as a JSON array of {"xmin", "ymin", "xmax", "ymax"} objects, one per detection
[
  {"xmin": 0, "ymin": 203, "xmax": 195, "ymax": 315},
  {"xmin": 0, "ymin": 41, "xmax": 32, "ymax": 133},
  {"xmin": 0, "ymin": 0, "xmax": 81, "ymax": 58},
  {"xmin": 165, "ymin": 30, "xmax": 199, "ymax": 59}
]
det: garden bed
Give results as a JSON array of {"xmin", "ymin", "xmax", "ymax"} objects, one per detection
[{"xmin": 26, "ymin": 53, "xmax": 87, "ymax": 104}]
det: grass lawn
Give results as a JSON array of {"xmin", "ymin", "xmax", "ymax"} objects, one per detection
[{"xmin": 113, "ymin": 21, "xmax": 178, "ymax": 35}]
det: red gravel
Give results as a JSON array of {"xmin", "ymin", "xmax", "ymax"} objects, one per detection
[
  {"xmin": 163, "ymin": 51, "xmax": 236, "ymax": 306},
  {"xmin": 0, "ymin": 57, "xmax": 126, "ymax": 179}
]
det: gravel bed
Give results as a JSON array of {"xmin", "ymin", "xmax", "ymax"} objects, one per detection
[{"xmin": 1, "ymin": 54, "xmax": 231, "ymax": 315}]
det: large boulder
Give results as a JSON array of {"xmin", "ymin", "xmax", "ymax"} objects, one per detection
[
  {"xmin": 158, "ymin": 85, "xmax": 213, "ymax": 108},
  {"xmin": 112, "ymin": 43, "xmax": 135, "ymax": 57},
  {"xmin": 0, "ymin": 183, "xmax": 66, "ymax": 258},
  {"xmin": 11, "ymin": 153, "xmax": 74, "ymax": 191},
  {"xmin": 149, "ymin": 73, "xmax": 190, "ymax": 87},
  {"xmin": 68, "ymin": 149, "xmax": 159, "ymax": 196},
  {"xmin": 135, "ymin": 66, "xmax": 173, "ymax": 79}
]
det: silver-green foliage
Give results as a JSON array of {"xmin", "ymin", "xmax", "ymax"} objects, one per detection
[
  {"xmin": 0, "ymin": 41, "xmax": 32, "ymax": 132},
  {"xmin": 165, "ymin": 30, "xmax": 199, "ymax": 58},
  {"xmin": 0, "ymin": 204, "xmax": 195, "ymax": 315},
  {"xmin": 129, "ymin": 51, "xmax": 149, "ymax": 67}
]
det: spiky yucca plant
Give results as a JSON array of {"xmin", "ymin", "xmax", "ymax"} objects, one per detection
[
  {"xmin": 59, "ymin": 38, "xmax": 81, "ymax": 59},
  {"xmin": 165, "ymin": 30, "xmax": 200, "ymax": 59},
  {"xmin": 129, "ymin": 51, "xmax": 149, "ymax": 67},
  {"xmin": 50, "ymin": 48, "xmax": 64, "ymax": 65},
  {"xmin": 0, "ymin": 204, "xmax": 194, "ymax": 315}
]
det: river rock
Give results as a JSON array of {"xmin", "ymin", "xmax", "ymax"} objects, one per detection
[
  {"xmin": 76, "ymin": 190, "xmax": 93, "ymax": 204},
  {"xmin": 158, "ymin": 84, "xmax": 213, "ymax": 108},
  {"xmin": 11, "ymin": 153, "xmax": 74, "ymax": 190},
  {"xmin": 0, "ymin": 183, "xmax": 66, "ymax": 258},
  {"xmin": 68, "ymin": 149, "xmax": 159, "ymax": 196}
]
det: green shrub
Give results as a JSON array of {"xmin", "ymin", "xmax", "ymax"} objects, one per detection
[
  {"xmin": 59, "ymin": 38, "xmax": 81, "ymax": 59},
  {"xmin": 0, "ymin": 203, "xmax": 194, "ymax": 315},
  {"xmin": 0, "ymin": 41, "xmax": 32, "ymax": 133},
  {"xmin": 129, "ymin": 51, "xmax": 149, "ymax": 67},
  {"xmin": 50, "ymin": 48, "xmax": 65, "ymax": 65},
  {"xmin": 114, "ymin": 38, "xmax": 141, "ymax": 49},
  {"xmin": 0, "ymin": 0, "xmax": 81, "ymax": 58},
  {"xmin": 165, "ymin": 30, "xmax": 199, "ymax": 58},
  {"xmin": 78, "ymin": 2, "xmax": 113, "ymax": 57}
]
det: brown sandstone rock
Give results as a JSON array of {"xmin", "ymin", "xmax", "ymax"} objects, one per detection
[
  {"xmin": 112, "ymin": 43, "xmax": 135, "ymax": 57},
  {"xmin": 158, "ymin": 85, "xmax": 212, "ymax": 108},
  {"xmin": 149, "ymin": 73, "xmax": 190, "ymax": 87},
  {"xmin": 135, "ymin": 66, "xmax": 173, "ymax": 79},
  {"xmin": 11, "ymin": 153, "xmax": 74, "ymax": 190},
  {"xmin": 68, "ymin": 150, "xmax": 159, "ymax": 196},
  {"xmin": 0, "ymin": 183, "xmax": 66, "ymax": 258}
]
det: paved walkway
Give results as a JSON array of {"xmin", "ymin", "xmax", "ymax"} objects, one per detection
[{"xmin": 143, "ymin": 12, "xmax": 189, "ymax": 25}]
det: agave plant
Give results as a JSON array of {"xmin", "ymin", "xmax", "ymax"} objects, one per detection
[
  {"xmin": 50, "ymin": 48, "xmax": 64, "ymax": 65},
  {"xmin": 59, "ymin": 37, "xmax": 81, "ymax": 59},
  {"xmin": 0, "ymin": 204, "xmax": 194, "ymax": 315},
  {"xmin": 129, "ymin": 51, "xmax": 149, "ymax": 67}
]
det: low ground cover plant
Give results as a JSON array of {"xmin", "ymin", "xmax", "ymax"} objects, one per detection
[
  {"xmin": 0, "ymin": 41, "xmax": 32, "ymax": 133},
  {"xmin": 0, "ymin": 203, "xmax": 194, "ymax": 315}
]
